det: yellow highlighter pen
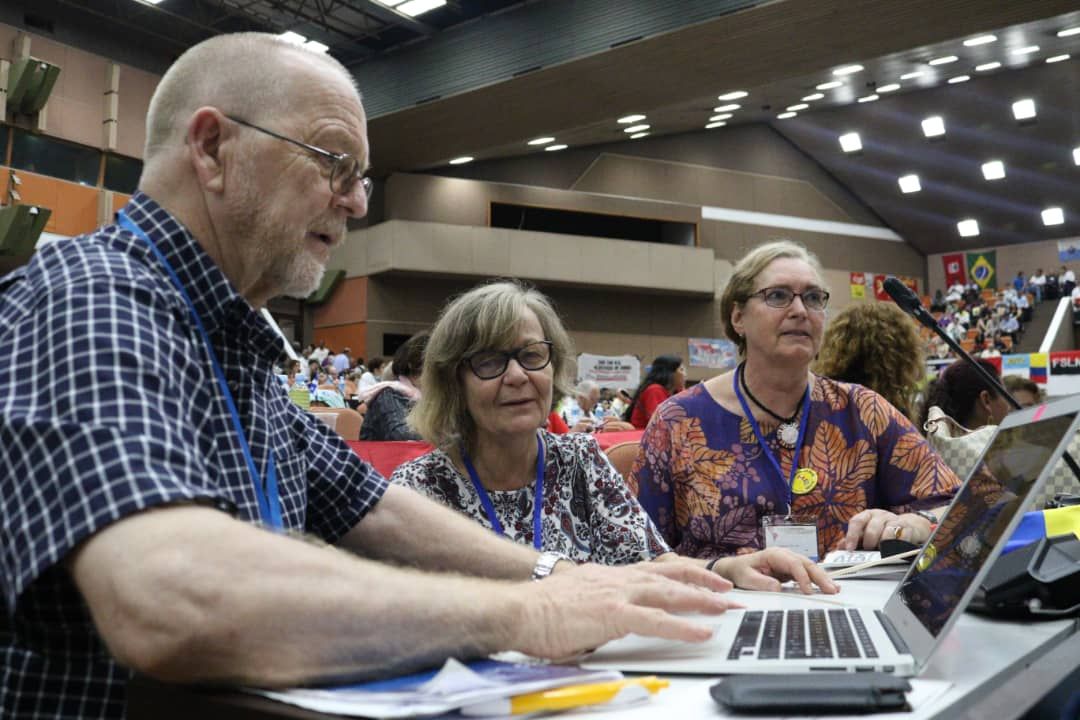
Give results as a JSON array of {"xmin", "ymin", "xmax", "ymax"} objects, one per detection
[{"xmin": 460, "ymin": 676, "xmax": 670, "ymax": 716}]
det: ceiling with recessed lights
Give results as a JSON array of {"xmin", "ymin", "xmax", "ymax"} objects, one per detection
[{"xmin": 17, "ymin": 0, "xmax": 1080, "ymax": 255}]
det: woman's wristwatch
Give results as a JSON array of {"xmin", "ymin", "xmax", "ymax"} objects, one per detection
[
  {"xmin": 913, "ymin": 509, "xmax": 939, "ymax": 530},
  {"xmin": 531, "ymin": 551, "xmax": 570, "ymax": 580}
]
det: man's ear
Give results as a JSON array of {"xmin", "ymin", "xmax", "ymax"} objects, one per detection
[{"xmin": 186, "ymin": 107, "xmax": 229, "ymax": 194}]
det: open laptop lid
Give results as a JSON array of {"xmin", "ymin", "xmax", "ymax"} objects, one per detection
[{"xmin": 883, "ymin": 395, "xmax": 1080, "ymax": 671}]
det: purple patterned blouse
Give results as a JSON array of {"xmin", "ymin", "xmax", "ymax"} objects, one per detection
[{"xmin": 630, "ymin": 376, "xmax": 960, "ymax": 559}]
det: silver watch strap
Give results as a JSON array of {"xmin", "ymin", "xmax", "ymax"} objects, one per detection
[{"xmin": 531, "ymin": 551, "xmax": 567, "ymax": 581}]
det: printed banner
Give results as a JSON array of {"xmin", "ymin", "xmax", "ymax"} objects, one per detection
[
  {"xmin": 688, "ymin": 338, "xmax": 739, "ymax": 370},
  {"xmin": 1057, "ymin": 237, "xmax": 1080, "ymax": 263},
  {"xmin": 966, "ymin": 251, "xmax": 997, "ymax": 290},
  {"xmin": 872, "ymin": 274, "xmax": 890, "ymax": 301},
  {"xmin": 1050, "ymin": 351, "xmax": 1080, "ymax": 376},
  {"xmin": 576, "ymin": 353, "xmax": 640, "ymax": 390},
  {"xmin": 850, "ymin": 272, "xmax": 866, "ymax": 299},
  {"xmin": 942, "ymin": 253, "xmax": 966, "ymax": 287},
  {"xmin": 1001, "ymin": 354, "xmax": 1030, "ymax": 377}
]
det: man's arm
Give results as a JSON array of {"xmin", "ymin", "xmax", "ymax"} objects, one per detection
[
  {"xmin": 337, "ymin": 483, "xmax": 541, "ymax": 579},
  {"xmin": 69, "ymin": 505, "xmax": 735, "ymax": 687}
]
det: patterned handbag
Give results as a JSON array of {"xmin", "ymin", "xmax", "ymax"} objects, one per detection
[{"xmin": 922, "ymin": 406, "xmax": 995, "ymax": 482}]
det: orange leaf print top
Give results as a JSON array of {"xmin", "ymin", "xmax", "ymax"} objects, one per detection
[{"xmin": 630, "ymin": 376, "xmax": 961, "ymax": 559}]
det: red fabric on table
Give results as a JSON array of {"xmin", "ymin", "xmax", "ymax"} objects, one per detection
[{"xmin": 347, "ymin": 431, "xmax": 644, "ymax": 478}]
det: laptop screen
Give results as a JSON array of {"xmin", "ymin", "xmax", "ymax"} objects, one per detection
[{"xmin": 896, "ymin": 410, "xmax": 1076, "ymax": 637}]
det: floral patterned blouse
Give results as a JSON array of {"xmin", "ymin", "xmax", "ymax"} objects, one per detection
[
  {"xmin": 630, "ymin": 376, "xmax": 961, "ymax": 559},
  {"xmin": 392, "ymin": 430, "xmax": 670, "ymax": 565}
]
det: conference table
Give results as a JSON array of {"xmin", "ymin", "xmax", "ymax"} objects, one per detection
[
  {"xmin": 348, "ymin": 430, "xmax": 645, "ymax": 478},
  {"xmin": 127, "ymin": 579, "xmax": 1079, "ymax": 719}
]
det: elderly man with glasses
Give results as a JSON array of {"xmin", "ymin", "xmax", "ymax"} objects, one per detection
[{"xmin": 0, "ymin": 33, "xmax": 734, "ymax": 720}]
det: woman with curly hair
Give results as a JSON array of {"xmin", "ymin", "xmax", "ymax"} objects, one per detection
[{"xmin": 813, "ymin": 302, "xmax": 925, "ymax": 421}]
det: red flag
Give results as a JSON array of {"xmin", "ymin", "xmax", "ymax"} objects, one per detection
[
  {"xmin": 943, "ymin": 253, "xmax": 966, "ymax": 287},
  {"xmin": 873, "ymin": 274, "xmax": 890, "ymax": 301}
]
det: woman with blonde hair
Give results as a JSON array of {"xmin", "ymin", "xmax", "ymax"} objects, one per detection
[
  {"xmin": 632, "ymin": 241, "xmax": 960, "ymax": 559},
  {"xmin": 394, "ymin": 279, "xmax": 835, "ymax": 592},
  {"xmin": 814, "ymin": 302, "xmax": 925, "ymax": 421}
]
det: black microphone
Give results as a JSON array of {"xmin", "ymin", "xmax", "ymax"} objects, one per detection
[
  {"xmin": 883, "ymin": 275, "xmax": 1019, "ymax": 410},
  {"xmin": 883, "ymin": 275, "xmax": 1080, "ymax": 484}
]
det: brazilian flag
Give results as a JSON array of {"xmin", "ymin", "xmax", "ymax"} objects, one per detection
[{"xmin": 966, "ymin": 251, "xmax": 997, "ymax": 289}]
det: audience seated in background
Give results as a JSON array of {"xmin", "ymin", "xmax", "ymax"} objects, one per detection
[
  {"xmin": 918, "ymin": 359, "xmax": 1011, "ymax": 431},
  {"xmin": 359, "ymin": 332, "xmax": 429, "ymax": 441},
  {"xmin": 623, "ymin": 355, "xmax": 686, "ymax": 429},
  {"xmin": 813, "ymin": 302, "xmax": 924, "ymax": 421},
  {"xmin": 359, "ymin": 356, "xmax": 385, "ymax": 392},
  {"xmin": 393, "ymin": 279, "xmax": 834, "ymax": 592}
]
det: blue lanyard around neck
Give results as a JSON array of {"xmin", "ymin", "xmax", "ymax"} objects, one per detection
[
  {"xmin": 732, "ymin": 364, "xmax": 811, "ymax": 514},
  {"xmin": 461, "ymin": 432, "xmax": 545, "ymax": 550},
  {"xmin": 117, "ymin": 211, "xmax": 282, "ymax": 530}
]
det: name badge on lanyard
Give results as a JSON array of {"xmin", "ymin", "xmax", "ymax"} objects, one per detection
[{"xmin": 763, "ymin": 515, "xmax": 820, "ymax": 561}]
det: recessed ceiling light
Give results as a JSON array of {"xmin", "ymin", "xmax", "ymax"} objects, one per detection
[
  {"xmin": 838, "ymin": 132, "xmax": 862, "ymax": 153},
  {"xmin": 922, "ymin": 116, "xmax": 946, "ymax": 137},
  {"xmin": 717, "ymin": 90, "xmax": 748, "ymax": 101},
  {"xmin": 1012, "ymin": 99, "xmax": 1037, "ymax": 121},
  {"xmin": 278, "ymin": 31, "xmax": 307, "ymax": 45},
  {"xmin": 397, "ymin": 0, "xmax": 446, "ymax": 17},
  {"xmin": 617, "ymin": 114, "xmax": 646, "ymax": 124},
  {"xmin": 1047, "ymin": 54, "xmax": 1071, "ymax": 64},
  {"xmin": 816, "ymin": 80, "xmax": 843, "ymax": 90},
  {"xmin": 786, "ymin": 103, "xmax": 809, "ymax": 111},
  {"xmin": 957, "ymin": 219, "xmax": 980, "ymax": 237},
  {"xmin": 898, "ymin": 174, "xmax": 921, "ymax": 193},
  {"xmin": 714, "ymin": 104, "xmax": 741, "ymax": 112},
  {"xmin": 630, "ymin": 132, "xmax": 649, "ymax": 139},
  {"xmin": 981, "ymin": 160, "xmax": 1006, "ymax": 180},
  {"xmin": 705, "ymin": 121, "xmax": 727, "ymax": 129},
  {"xmin": 777, "ymin": 112, "xmax": 798, "ymax": 119},
  {"xmin": 975, "ymin": 62, "xmax": 1002, "ymax": 72},
  {"xmin": 1012, "ymin": 45, "xmax": 1040, "ymax": 56},
  {"xmin": 857, "ymin": 94, "xmax": 879, "ymax": 103},
  {"xmin": 527, "ymin": 137, "xmax": 555, "ymax": 146},
  {"xmin": 929, "ymin": 55, "xmax": 959, "ymax": 66},
  {"xmin": 1042, "ymin": 207, "xmax": 1065, "ymax": 226},
  {"xmin": 623, "ymin": 124, "xmax": 650, "ymax": 133},
  {"xmin": 1074, "ymin": 147, "xmax": 1080, "ymax": 165},
  {"xmin": 448, "ymin": 156, "xmax": 473, "ymax": 165},
  {"xmin": 964, "ymin": 35, "xmax": 997, "ymax": 46},
  {"xmin": 545, "ymin": 144, "xmax": 568, "ymax": 152},
  {"xmin": 833, "ymin": 64, "xmax": 864, "ymax": 76},
  {"xmin": 134, "ymin": 0, "xmax": 165, "ymax": 4},
  {"xmin": 802, "ymin": 93, "xmax": 825, "ymax": 101},
  {"xmin": 948, "ymin": 75, "xmax": 971, "ymax": 84},
  {"xmin": 900, "ymin": 71, "xmax": 924, "ymax": 80},
  {"xmin": 1059, "ymin": 27, "xmax": 1080, "ymax": 38},
  {"xmin": 709, "ymin": 113, "xmax": 733, "ymax": 122},
  {"xmin": 877, "ymin": 83, "xmax": 901, "ymax": 93}
]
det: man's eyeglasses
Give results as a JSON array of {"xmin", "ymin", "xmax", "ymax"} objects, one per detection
[
  {"xmin": 226, "ymin": 115, "xmax": 372, "ymax": 199},
  {"xmin": 465, "ymin": 341, "xmax": 553, "ymax": 380},
  {"xmin": 747, "ymin": 287, "xmax": 830, "ymax": 312}
]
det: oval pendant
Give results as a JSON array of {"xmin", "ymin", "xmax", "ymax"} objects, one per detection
[{"xmin": 777, "ymin": 422, "xmax": 799, "ymax": 448}]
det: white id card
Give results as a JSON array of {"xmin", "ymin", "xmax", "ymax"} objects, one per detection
[{"xmin": 763, "ymin": 515, "xmax": 819, "ymax": 561}]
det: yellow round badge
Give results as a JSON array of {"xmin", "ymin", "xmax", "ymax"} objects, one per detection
[
  {"xmin": 791, "ymin": 468, "xmax": 818, "ymax": 495},
  {"xmin": 916, "ymin": 543, "xmax": 937, "ymax": 571}
]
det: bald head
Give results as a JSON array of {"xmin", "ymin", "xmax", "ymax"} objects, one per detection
[{"xmin": 144, "ymin": 33, "xmax": 360, "ymax": 162}]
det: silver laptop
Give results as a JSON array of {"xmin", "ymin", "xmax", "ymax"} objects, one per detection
[{"xmin": 584, "ymin": 396, "xmax": 1080, "ymax": 676}]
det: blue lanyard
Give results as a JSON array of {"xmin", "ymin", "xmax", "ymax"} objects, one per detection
[
  {"xmin": 117, "ymin": 211, "xmax": 282, "ymax": 530},
  {"xmin": 461, "ymin": 432, "xmax": 545, "ymax": 550},
  {"xmin": 732, "ymin": 364, "xmax": 811, "ymax": 514}
]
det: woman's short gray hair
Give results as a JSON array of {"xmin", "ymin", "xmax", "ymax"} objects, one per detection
[
  {"xmin": 409, "ymin": 279, "xmax": 575, "ymax": 450},
  {"xmin": 719, "ymin": 240, "xmax": 827, "ymax": 356}
]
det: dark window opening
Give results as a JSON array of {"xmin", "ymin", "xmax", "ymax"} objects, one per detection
[
  {"xmin": 490, "ymin": 202, "xmax": 695, "ymax": 245},
  {"xmin": 104, "ymin": 153, "xmax": 143, "ymax": 194},
  {"xmin": 11, "ymin": 129, "xmax": 100, "ymax": 185}
]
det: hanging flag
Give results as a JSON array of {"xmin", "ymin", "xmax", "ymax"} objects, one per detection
[
  {"xmin": 873, "ymin": 274, "xmax": 890, "ymax": 301},
  {"xmin": 966, "ymin": 251, "xmax": 997, "ymax": 290},
  {"xmin": 942, "ymin": 253, "xmax": 966, "ymax": 287},
  {"xmin": 850, "ymin": 272, "xmax": 866, "ymax": 299},
  {"xmin": 1030, "ymin": 353, "xmax": 1048, "ymax": 384}
]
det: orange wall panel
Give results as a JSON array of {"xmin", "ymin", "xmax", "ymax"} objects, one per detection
[
  {"xmin": 313, "ymin": 276, "xmax": 368, "ymax": 327},
  {"xmin": 313, "ymin": 322, "xmax": 367, "ymax": 360},
  {"xmin": 111, "ymin": 192, "xmax": 132, "ymax": 215},
  {"xmin": 9, "ymin": 170, "xmax": 100, "ymax": 236}
]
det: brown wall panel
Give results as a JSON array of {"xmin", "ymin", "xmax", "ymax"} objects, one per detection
[
  {"xmin": 313, "ymin": 276, "xmax": 368, "ymax": 327},
  {"xmin": 9, "ymin": 170, "xmax": 99, "ymax": 236},
  {"xmin": 313, "ymin": 323, "xmax": 367, "ymax": 360},
  {"xmin": 116, "ymin": 65, "xmax": 158, "ymax": 159}
]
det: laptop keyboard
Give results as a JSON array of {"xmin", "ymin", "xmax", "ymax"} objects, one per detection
[{"xmin": 726, "ymin": 609, "xmax": 881, "ymax": 660}]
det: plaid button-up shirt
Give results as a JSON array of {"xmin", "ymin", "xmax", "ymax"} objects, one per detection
[{"xmin": 0, "ymin": 192, "xmax": 388, "ymax": 719}]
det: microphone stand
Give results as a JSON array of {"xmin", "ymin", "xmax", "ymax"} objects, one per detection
[{"xmin": 884, "ymin": 276, "xmax": 1080, "ymax": 483}]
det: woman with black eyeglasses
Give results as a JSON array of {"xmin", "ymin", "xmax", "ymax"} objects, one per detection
[
  {"xmin": 632, "ymin": 240, "xmax": 960, "ymax": 561},
  {"xmin": 391, "ymin": 280, "xmax": 836, "ymax": 592}
]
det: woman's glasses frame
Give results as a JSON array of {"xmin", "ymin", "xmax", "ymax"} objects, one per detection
[
  {"xmin": 464, "ymin": 341, "xmax": 554, "ymax": 380},
  {"xmin": 746, "ymin": 286, "xmax": 831, "ymax": 312}
]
